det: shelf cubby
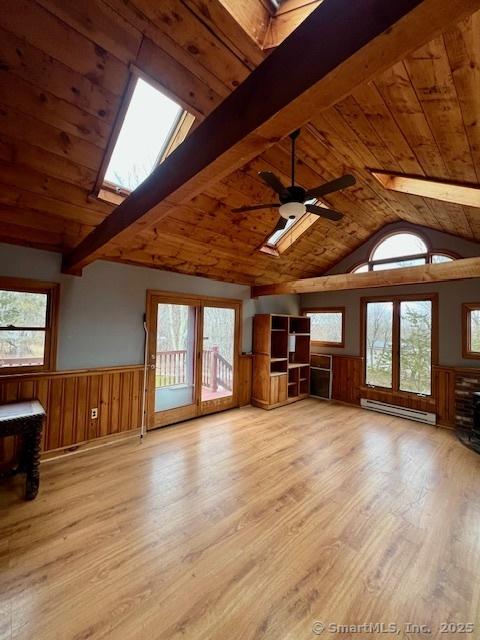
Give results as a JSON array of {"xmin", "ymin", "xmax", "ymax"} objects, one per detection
[
  {"xmin": 252, "ymin": 314, "xmax": 311, "ymax": 410},
  {"xmin": 271, "ymin": 359, "xmax": 288, "ymax": 374},
  {"xmin": 271, "ymin": 329, "xmax": 288, "ymax": 359},
  {"xmin": 289, "ymin": 316, "xmax": 310, "ymax": 335},
  {"xmin": 272, "ymin": 315, "xmax": 289, "ymax": 331}
]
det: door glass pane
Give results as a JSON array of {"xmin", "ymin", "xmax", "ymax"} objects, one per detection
[
  {"xmin": 400, "ymin": 300, "xmax": 432, "ymax": 395},
  {"xmin": 155, "ymin": 303, "xmax": 196, "ymax": 412},
  {"xmin": 365, "ymin": 302, "xmax": 393, "ymax": 388},
  {"xmin": 202, "ymin": 307, "xmax": 235, "ymax": 402}
]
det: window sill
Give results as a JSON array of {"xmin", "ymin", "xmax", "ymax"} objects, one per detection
[
  {"xmin": 360, "ymin": 385, "xmax": 435, "ymax": 403},
  {"xmin": 311, "ymin": 341, "xmax": 345, "ymax": 348},
  {"xmin": 462, "ymin": 351, "xmax": 480, "ymax": 360}
]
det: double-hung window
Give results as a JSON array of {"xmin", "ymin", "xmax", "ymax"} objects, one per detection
[{"xmin": 0, "ymin": 278, "xmax": 58, "ymax": 373}]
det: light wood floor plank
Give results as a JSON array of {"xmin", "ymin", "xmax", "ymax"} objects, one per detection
[{"xmin": 1, "ymin": 400, "xmax": 479, "ymax": 639}]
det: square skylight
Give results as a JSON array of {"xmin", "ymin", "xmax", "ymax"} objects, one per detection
[{"xmin": 104, "ymin": 77, "xmax": 184, "ymax": 193}]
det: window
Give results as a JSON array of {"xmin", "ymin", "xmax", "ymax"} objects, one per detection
[
  {"xmin": 303, "ymin": 308, "xmax": 345, "ymax": 347},
  {"xmin": 463, "ymin": 303, "xmax": 480, "ymax": 359},
  {"xmin": 371, "ymin": 233, "xmax": 427, "ymax": 260},
  {"xmin": 97, "ymin": 74, "xmax": 194, "ymax": 203},
  {"xmin": 399, "ymin": 299, "xmax": 433, "ymax": 394},
  {"xmin": 431, "ymin": 254, "xmax": 454, "ymax": 264},
  {"xmin": 351, "ymin": 231, "xmax": 456, "ymax": 273},
  {"xmin": 266, "ymin": 216, "xmax": 299, "ymax": 247},
  {"xmin": 365, "ymin": 301, "xmax": 394, "ymax": 388},
  {"xmin": 352, "ymin": 264, "xmax": 369, "ymax": 273},
  {"xmin": 0, "ymin": 278, "xmax": 58, "ymax": 373},
  {"xmin": 362, "ymin": 295, "xmax": 437, "ymax": 396}
]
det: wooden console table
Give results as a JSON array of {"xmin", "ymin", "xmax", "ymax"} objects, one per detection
[{"xmin": 0, "ymin": 400, "xmax": 45, "ymax": 500}]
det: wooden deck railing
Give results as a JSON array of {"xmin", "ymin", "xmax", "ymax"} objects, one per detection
[
  {"xmin": 156, "ymin": 348, "xmax": 232, "ymax": 391},
  {"xmin": 0, "ymin": 356, "xmax": 43, "ymax": 368}
]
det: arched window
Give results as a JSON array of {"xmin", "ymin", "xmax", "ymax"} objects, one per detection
[
  {"xmin": 351, "ymin": 231, "xmax": 456, "ymax": 273},
  {"xmin": 371, "ymin": 232, "xmax": 427, "ymax": 261}
]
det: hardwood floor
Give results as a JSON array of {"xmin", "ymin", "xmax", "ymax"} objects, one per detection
[{"xmin": 1, "ymin": 400, "xmax": 479, "ymax": 640}]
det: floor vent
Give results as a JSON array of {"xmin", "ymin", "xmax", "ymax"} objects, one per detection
[{"xmin": 360, "ymin": 398, "xmax": 436, "ymax": 425}]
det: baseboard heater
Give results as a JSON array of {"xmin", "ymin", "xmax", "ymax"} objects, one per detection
[{"xmin": 360, "ymin": 398, "xmax": 436, "ymax": 425}]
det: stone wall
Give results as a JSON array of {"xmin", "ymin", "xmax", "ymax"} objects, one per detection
[{"xmin": 455, "ymin": 370, "xmax": 480, "ymax": 431}]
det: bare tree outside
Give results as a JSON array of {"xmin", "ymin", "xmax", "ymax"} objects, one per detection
[
  {"xmin": 399, "ymin": 300, "xmax": 432, "ymax": 394},
  {"xmin": 365, "ymin": 302, "xmax": 393, "ymax": 388},
  {"xmin": 202, "ymin": 307, "xmax": 234, "ymax": 365},
  {"xmin": 0, "ymin": 290, "xmax": 47, "ymax": 366},
  {"xmin": 308, "ymin": 312, "xmax": 342, "ymax": 343},
  {"xmin": 365, "ymin": 299, "xmax": 433, "ymax": 394},
  {"xmin": 155, "ymin": 304, "xmax": 235, "ymax": 401},
  {"xmin": 471, "ymin": 309, "xmax": 480, "ymax": 352}
]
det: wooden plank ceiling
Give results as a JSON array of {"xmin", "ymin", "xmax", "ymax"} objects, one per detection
[{"xmin": 0, "ymin": 0, "xmax": 479, "ymax": 285}]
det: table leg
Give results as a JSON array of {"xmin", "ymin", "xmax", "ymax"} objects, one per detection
[{"xmin": 25, "ymin": 420, "xmax": 42, "ymax": 500}]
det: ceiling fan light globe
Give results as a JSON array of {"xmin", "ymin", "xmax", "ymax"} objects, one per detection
[{"xmin": 279, "ymin": 201, "xmax": 306, "ymax": 220}]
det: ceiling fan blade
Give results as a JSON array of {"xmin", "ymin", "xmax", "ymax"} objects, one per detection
[
  {"xmin": 259, "ymin": 171, "xmax": 287, "ymax": 197},
  {"xmin": 271, "ymin": 217, "xmax": 288, "ymax": 233},
  {"xmin": 306, "ymin": 174, "xmax": 356, "ymax": 199},
  {"xmin": 306, "ymin": 204, "xmax": 344, "ymax": 221},
  {"xmin": 231, "ymin": 203, "xmax": 279, "ymax": 213}
]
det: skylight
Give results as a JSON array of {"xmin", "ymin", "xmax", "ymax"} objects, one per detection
[
  {"xmin": 104, "ymin": 78, "xmax": 184, "ymax": 193},
  {"xmin": 266, "ymin": 216, "xmax": 298, "ymax": 247},
  {"xmin": 265, "ymin": 198, "xmax": 317, "ymax": 248}
]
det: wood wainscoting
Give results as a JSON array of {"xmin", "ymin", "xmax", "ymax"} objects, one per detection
[
  {"xmin": 0, "ymin": 365, "xmax": 144, "ymax": 466},
  {"xmin": 328, "ymin": 354, "xmax": 457, "ymax": 429},
  {"xmin": 0, "ymin": 357, "xmax": 254, "ymax": 467},
  {"xmin": 331, "ymin": 355, "xmax": 363, "ymax": 405},
  {"xmin": 433, "ymin": 366, "xmax": 457, "ymax": 428}
]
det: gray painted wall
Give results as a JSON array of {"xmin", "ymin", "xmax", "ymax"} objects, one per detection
[
  {"xmin": 301, "ymin": 223, "xmax": 480, "ymax": 368},
  {"xmin": 0, "ymin": 243, "xmax": 298, "ymax": 370},
  {"xmin": 301, "ymin": 280, "xmax": 480, "ymax": 367},
  {"xmin": 327, "ymin": 221, "xmax": 480, "ymax": 274}
]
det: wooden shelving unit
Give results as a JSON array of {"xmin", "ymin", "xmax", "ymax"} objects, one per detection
[{"xmin": 252, "ymin": 314, "xmax": 311, "ymax": 410}]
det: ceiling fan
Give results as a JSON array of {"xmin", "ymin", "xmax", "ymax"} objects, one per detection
[{"xmin": 232, "ymin": 129, "xmax": 356, "ymax": 235}]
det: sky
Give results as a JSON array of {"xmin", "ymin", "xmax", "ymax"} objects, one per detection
[{"xmin": 105, "ymin": 78, "xmax": 183, "ymax": 192}]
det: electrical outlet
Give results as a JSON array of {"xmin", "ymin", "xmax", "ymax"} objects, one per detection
[{"xmin": 91, "ymin": 408, "xmax": 98, "ymax": 420}]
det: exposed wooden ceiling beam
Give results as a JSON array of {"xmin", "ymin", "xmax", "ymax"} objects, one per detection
[
  {"xmin": 251, "ymin": 256, "xmax": 480, "ymax": 296},
  {"xmin": 371, "ymin": 170, "xmax": 480, "ymax": 208},
  {"xmin": 62, "ymin": 0, "xmax": 480, "ymax": 275}
]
